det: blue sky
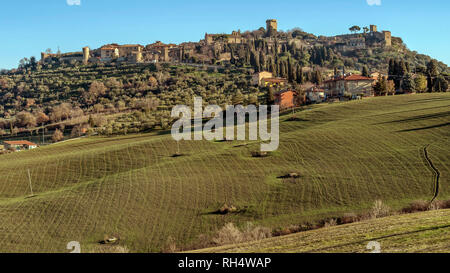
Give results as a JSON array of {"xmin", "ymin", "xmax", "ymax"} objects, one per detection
[{"xmin": 0, "ymin": 0, "xmax": 449, "ymax": 69}]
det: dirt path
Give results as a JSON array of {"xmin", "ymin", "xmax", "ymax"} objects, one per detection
[{"xmin": 423, "ymin": 145, "xmax": 441, "ymax": 203}]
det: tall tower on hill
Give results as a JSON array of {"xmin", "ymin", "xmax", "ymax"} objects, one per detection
[
  {"xmin": 82, "ymin": 47, "xmax": 90, "ymax": 65},
  {"xmin": 370, "ymin": 25, "xmax": 378, "ymax": 32},
  {"xmin": 266, "ymin": 19, "xmax": 278, "ymax": 37}
]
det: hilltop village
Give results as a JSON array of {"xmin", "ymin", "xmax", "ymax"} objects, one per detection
[
  {"xmin": 41, "ymin": 19, "xmax": 392, "ymax": 66},
  {"xmin": 38, "ymin": 19, "xmax": 398, "ymax": 104}
]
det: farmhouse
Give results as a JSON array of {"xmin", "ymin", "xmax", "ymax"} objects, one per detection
[
  {"xmin": 100, "ymin": 45, "xmax": 120, "ymax": 60},
  {"xmin": 324, "ymin": 74, "xmax": 375, "ymax": 97},
  {"xmin": 262, "ymin": 77, "xmax": 288, "ymax": 88},
  {"xmin": 274, "ymin": 89, "xmax": 297, "ymax": 109},
  {"xmin": 252, "ymin": 71, "xmax": 273, "ymax": 86},
  {"xmin": 99, "ymin": 44, "xmax": 144, "ymax": 62},
  {"xmin": 306, "ymin": 87, "xmax": 326, "ymax": 103},
  {"xmin": 3, "ymin": 141, "xmax": 38, "ymax": 151}
]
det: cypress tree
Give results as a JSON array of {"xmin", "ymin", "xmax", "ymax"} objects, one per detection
[
  {"xmin": 362, "ymin": 66, "xmax": 370, "ymax": 77},
  {"xmin": 426, "ymin": 60, "xmax": 438, "ymax": 92},
  {"xmin": 296, "ymin": 65, "xmax": 304, "ymax": 84},
  {"xmin": 267, "ymin": 87, "xmax": 275, "ymax": 105}
]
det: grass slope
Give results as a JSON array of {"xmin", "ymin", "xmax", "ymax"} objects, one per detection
[
  {"xmin": 194, "ymin": 209, "xmax": 450, "ymax": 253},
  {"xmin": 0, "ymin": 93, "xmax": 449, "ymax": 252}
]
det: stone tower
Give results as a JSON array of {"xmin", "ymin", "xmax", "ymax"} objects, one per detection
[
  {"xmin": 370, "ymin": 25, "xmax": 378, "ymax": 32},
  {"xmin": 163, "ymin": 46, "xmax": 169, "ymax": 62},
  {"xmin": 41, "ymin": 52, "xmax": 48, "ymax": 63},
  {"xmin": 382, "ymin": 31, "xmax": 392, "ymax": 47},
  {"xmin": 266, "ymin": 19, "xmax": 278, "ymax": 37},
  {"xmin": 82, "ymin": 47, "xmax": 90, "ymax": 64},
  {"xmin": 205, "ymin": 33, "xmax": 213, "ymax": 45}
]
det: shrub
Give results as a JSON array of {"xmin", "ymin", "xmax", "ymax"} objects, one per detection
[
  {"xmin": 52, "ymin": 129, "xmax": 64, "ymax": 143},
  {"xmin": 402, "ymin": 200, "xmax": 430, "ymax": 214},
  {"xmin": 370, "ymin": 200, "xmax": 391, "ymax": 219},
  {"xmin": 212, "ymin": 223, "xmax": 243, "ymax": 245},
  {"xmin": 212, "ymin": 222, "xmax": 272, "ymax": 246},
  {"xmin": 251, "ymin": 151, "xmax": 268, "ymax": 158},
  {"xmin": 340, "ymin": 213, "xmax": 358, "ymax": 224},
  {"xmin": 218, "ymin": 204, "xmax": 238, "ymax": 215},
  {"xmin": 89, "ymin": 245, "xmax": 129, "ymax": 253},
  {"xmin": 163, "ymin": 236, "xmax": 178, "ymax": 253},
  {"xmin": 242, "ymin": 223, "xmax": 272, "ymax": 242},
  {"xmin": 441, "ymin": 200, "xmax": 450, "ymax": 209},
  {"xmin": 324, "ymin": 218, "xmax": 337, "ymax": 228}
]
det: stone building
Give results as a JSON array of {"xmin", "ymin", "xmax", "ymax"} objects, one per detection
[
  {"xmin": 262, "ymin": 77, "xmax": 288, "ymax": 88},
  {"xmin": 266, "ymin": 19, "xmax": 278, "ymax": 37},
  {"xmin": 99, "ymin": 44, "xmax": 144, "ymax": 62},
  {"xmin": 205, "ymin": 30, "xmax": 246, "ymax": 45},
  {"xmin": 366, "ymin": 25, "xmax": 391, "ymax": 47},
  {"xmin": 324, "ymin": 74, "xmax": 375, "ymax": 97},
  {"xmin": 274, "ymin": 89, "xmax": 297, "ymax": 109},
  {"xmin": 83, "ymin": 47, "xmax": 90, "ymax": 64},
  {"xmin": 252, "ymin": 71, "xmax": 273, "ymax": 85},
  {"xmin": 118, "ymin": 44, "xmax": 144, "ymax": 59},
  {"xmin": 306, "ymin": 87, "xmax": 326, "ymax": 103}
]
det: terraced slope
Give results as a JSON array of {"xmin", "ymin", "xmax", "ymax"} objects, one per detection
[
  {"xmin": 194, "ymin": 209, "xmax": 450, "ymax": 253},
  {"xmin": 0, "ymin": 93, "xmax": 449, "ymax": 252}
]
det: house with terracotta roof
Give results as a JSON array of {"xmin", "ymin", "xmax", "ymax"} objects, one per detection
[
  {"xmin": 306, "ymin": 87, "xmax": 326, "ymax": 103},
  {"xmin": 324, "ymin": 74, "xmax": 375, "ymax": 97},
  {"xmin": 262, "ymin": 77, "xmax": 288, "ymax": 88},
  {"xmin": 252, "ymin": 71, "xmax": 273, "ymax": 86},
  {"xmin": 100, "ymin": 45, "xmax": 120, "ymax": 60},
  {"xmin": 100, "ymin": 44, "xmax": 144, "ymax": 61},
  {"xmin": 3, "ymin": 141, "xmax": 38, "ymax": 151},
  {"xmin": 274, "ymin": 89, "xmax": 297, "ymax": 109}
]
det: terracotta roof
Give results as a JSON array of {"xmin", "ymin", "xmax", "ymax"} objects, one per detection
[
  {"xmin": 100, "ymin": 46, "xmax": 118, "ymax": 50},
  {"xmin": 275, "ymin": 89, "xmax": 297, "ymax": 95},
  {"xmin": 4, "ymin": 140, "xmax": 37, "ymax": 146},
  {"xmin": 120, "ymin": 44, "xmax": 144, "ymax": 48},
  {"xmin": 344, "ymin": 74, "xmax": 374, "ymax": 81},
  {"xmin": 263, "ymin": 77, "xmax": 287, "ymax": 83}
]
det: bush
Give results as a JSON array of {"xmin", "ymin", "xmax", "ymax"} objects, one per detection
[
  {"xmin": 340, "ymin": 213, "xmax": 358, "ymax": 224},
  {"xmin": 324, "ymin": 218, "xmax": 337, "ymax": 228},
  {"xmin": 88, "ymin": 245, "xmax": 129, "ymax": 253},
  {"xmin": 212, "ymin": 223, "xmax": 243, "ymax": 245},
  {"xmin": 162, "ymin": 236, "xmax": 178, "ymax": 253},
  {"xmin": 251, "ymin": 151, "xmax": 268, "ymax": 158},
  {"xmin": 212, "ymin": 222, "xmax": 272, "ymax": 246},
  {"xmin": 441, "ymin": 200, "xmax": 450, "ymax": 209},
  {"xmin": 241, "ymin": 223, "xmax": 272, "ymax": 242},
  {"xmin": 218, "ymin": 204, "xmax": 238, "ymax": 215},
  {"xmin": 52, "ymin": 129, "xmax": 64, "ymax": 143},
  {"xmin": 370, "ymin": 200, "xmax": 391, "ymax": 219},
  {"xmin": 402, "ymin": 200, "xmax": 430, "ymax": 214}
]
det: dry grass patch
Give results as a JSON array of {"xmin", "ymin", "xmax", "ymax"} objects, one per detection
[{"xmin": 212, "ymin": 223, "xmax": 272, "ymax": 246}]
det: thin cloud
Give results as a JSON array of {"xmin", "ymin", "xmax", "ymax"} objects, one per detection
[
  {"xmin": 67, "ymin": 0, "xmax": 81, "ymax": 6},
  {"xmin": 367, "ymin": 0, "xmax": 381, "ymax": 6}
]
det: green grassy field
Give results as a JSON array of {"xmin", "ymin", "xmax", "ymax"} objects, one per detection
[
  {"xmin": 194, "ymin": 209, "xmax": 450, "ymax": 253},
  {"xmin": 0, "ymin": 93, "xmax": 449, "ymax": 252}
]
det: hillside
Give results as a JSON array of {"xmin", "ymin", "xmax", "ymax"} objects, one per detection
[
  {"xmin": 0, "ymin": 93, "xmax": 449, "ymax": 252},
  {"xmin": 1, "ymin": 21, "xmax": 449, "ymax": 139},
  {"xmin": 193, "ymin": 209, "xmax": 450, "ymax": 253}
]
